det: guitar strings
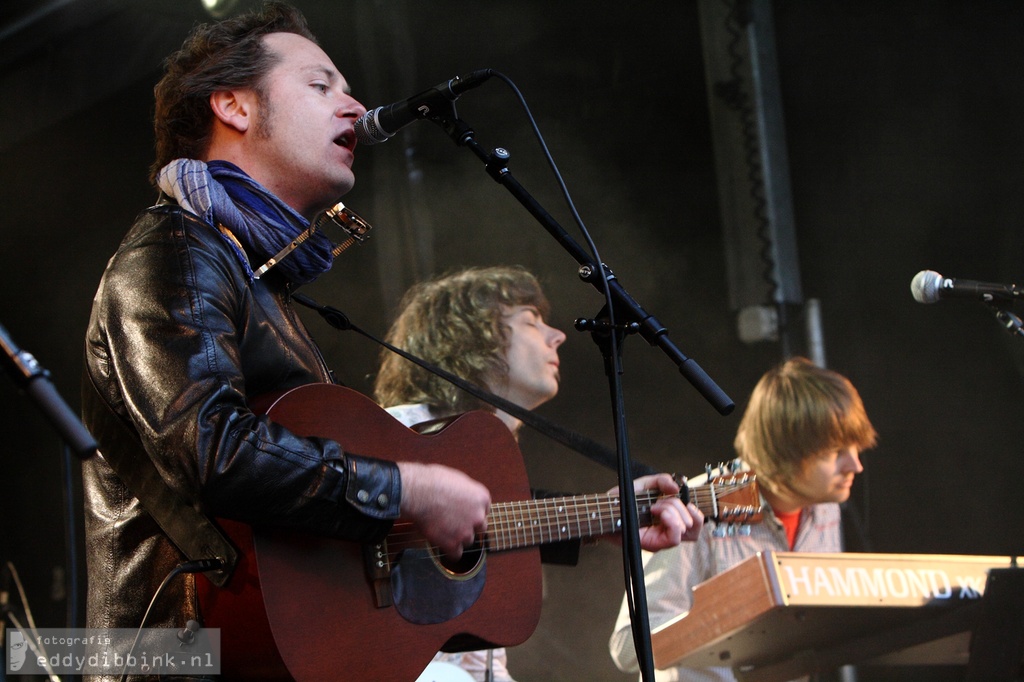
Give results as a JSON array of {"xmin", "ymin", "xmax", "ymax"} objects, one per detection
[{"xmin": 377, "ymin": 480, "xmax": 757, "ymax": 561}]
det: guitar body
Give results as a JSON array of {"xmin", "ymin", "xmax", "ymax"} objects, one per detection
[{"xmin": 198, "ymin": 384, "xmax": 541, "ymax": 682}]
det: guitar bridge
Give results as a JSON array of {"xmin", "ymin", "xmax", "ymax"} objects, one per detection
[{"xmin": 363, "ymin": 540, "xmax": 393, "ymax": 608}]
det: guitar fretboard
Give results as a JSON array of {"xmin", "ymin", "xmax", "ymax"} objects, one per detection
[
  {"xmin": 486, "ymin": 493, "xmax": 640, "ymax": 551},
  {"xmin": 484, "ymin": 476, "xmax": 760, "ymax": 552}
]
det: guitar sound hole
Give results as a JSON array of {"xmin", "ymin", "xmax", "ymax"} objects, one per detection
[{"xmin": 437, "ymin": 542, "xmax": 484, "ymax": 576}]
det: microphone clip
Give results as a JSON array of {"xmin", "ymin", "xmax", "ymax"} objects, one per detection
[{"xmin": 986, "ymin": 301, "xmax": 1024, "ymax": 340}]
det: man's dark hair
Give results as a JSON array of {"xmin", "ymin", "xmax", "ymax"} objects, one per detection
[{"xmin": 150, "ymin": 1, "xmax": 316, "ymax": 184}]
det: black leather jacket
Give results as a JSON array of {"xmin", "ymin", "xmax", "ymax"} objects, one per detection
[{"xmin": 81, "ymin": 204, "xmax": 401, "ymax": 669}]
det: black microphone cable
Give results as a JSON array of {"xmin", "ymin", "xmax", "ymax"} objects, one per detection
[{"xmin": 116, "ymin": 558, "xmax": 223, "ymax": 682}]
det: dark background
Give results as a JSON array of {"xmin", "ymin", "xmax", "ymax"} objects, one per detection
[{"xmin": 2, "ymin": 1, "xmax": 1023, "ymax": 680}]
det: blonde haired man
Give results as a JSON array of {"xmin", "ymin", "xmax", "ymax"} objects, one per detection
[{"xmin": 610, "ymin": 357, "xmax": 878, "ymax": 681}]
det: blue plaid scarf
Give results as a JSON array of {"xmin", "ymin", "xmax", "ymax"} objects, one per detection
[{"xmin": 156, "ymin": 159, "xmax": 335, "ymax": 285}]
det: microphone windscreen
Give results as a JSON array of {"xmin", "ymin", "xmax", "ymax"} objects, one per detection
[
  {"xmin": 353, "ymin": 109, "xmax": 391, "ymax": 146},
  {"xmin": 911, "ymin": 270, "xmax": 942, "ymax": 304}
]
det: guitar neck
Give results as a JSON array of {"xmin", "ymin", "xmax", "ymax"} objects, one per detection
[
  {"xmin": 485, "ymin": 477, "xmax": 760, "ymax": 552},
  {"xmin": 486, "ymin": 493, "xmax": 634, "ymax": 551}
]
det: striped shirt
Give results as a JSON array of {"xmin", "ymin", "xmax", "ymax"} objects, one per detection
[{"xmin": 609, "ymin": 469, "xmax": 842, "ymax": 682}]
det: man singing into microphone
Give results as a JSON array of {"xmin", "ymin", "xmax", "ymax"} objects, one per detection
[{"xmin": 81, "ymin": 4, "xmax": 494, "ymax": 679}]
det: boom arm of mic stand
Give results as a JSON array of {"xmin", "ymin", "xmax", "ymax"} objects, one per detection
[
  {"xmin": 441, "ymin": 118, "xmax": 734, "ymax": 415},
  {"xmin": 1, "ymin": 322, "xmax": 97, "ymax": 459}
]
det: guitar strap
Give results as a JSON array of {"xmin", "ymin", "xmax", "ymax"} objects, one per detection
[
  {"xmin": 82, "ymin": 366, "xmax": 238, "ymax": 587},
  {"xmin": 292, "ymin": 293, "xmax": 658, "ymax": 479}
]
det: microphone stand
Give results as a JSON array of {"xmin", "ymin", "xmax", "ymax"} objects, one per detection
[
  {"xmin": 1, "ymin": 321, "xmax": 95, "ymax": 653},
  {"xmin": 1, "ymin": 321, "xmax": 97, "ymax": 459},
  {"xmin": 424, "ymin": 104, "xmax": 734, "ymax": 681}
]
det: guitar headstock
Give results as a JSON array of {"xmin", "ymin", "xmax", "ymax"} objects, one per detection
[
  {"xmin": 706, "ymin": 473, "xmax": 763, "ymax": 526},
  {"xmin": 685, "ymin": 466, "xmax": 764, "ymax": 532}
]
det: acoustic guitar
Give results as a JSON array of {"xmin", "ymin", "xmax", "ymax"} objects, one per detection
[{"xmin": 197, "ymin": 383, "xmax": 762, "ymax": 681}]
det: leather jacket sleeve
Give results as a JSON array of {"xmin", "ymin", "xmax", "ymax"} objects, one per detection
[{"xmin": 84, "ymin": 205, "xmax": 400, "ymax": 540}]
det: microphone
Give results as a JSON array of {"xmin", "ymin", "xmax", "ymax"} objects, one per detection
[
  {"xmin": 354, "ymin": 69, "xmax": 493, "ymax": 145},
  {"xmin": 910, "ymin": 269, "xmax": 1022, "ymax": 304}
]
